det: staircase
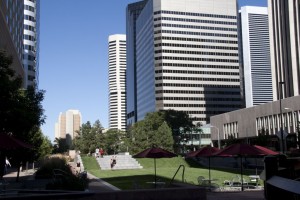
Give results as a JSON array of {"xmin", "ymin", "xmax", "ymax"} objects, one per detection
[{"xmin": 96, "ymin": 154, "xmax": 143, "ymax": 170}]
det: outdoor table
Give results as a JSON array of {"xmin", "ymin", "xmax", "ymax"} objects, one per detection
[
  {"xmin": 202, "ymin": 178, "xmax": 218, "ymax": 189},
  {"xmin": 249, "ymin": 175, "xmax": 260, "ymax": 186}
]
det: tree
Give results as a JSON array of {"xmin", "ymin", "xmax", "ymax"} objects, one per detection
[
  {"xmin": 127, "ymin": 112, "xmax": 174, "ymax": 154},
  {"xmin": 0, "ymin": 50, "xmax": 46, "ymax": 180},
  {"xmin": 73, "ymin": 120, "xmax": 104, "ymax": 154},
  {"xmin": 38, "ymin": 134, "xmax": 53, "ymax": 160},
  {"xmin": 102, "ymin": 129, "xmax": 125, "ymax": 155},
  {"xmin": 53, "ymin": 137, "xmax": 69, "ymax": 154},
  {"xmin": 160, "ymin": 109, "xmax": 194, "ymax": 152}
]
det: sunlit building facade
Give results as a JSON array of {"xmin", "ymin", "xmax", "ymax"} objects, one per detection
[
  {"xmin": 268, "ymin": 0, "xmax": 300, "ymax": 100},
  {"xmin": 55, "ymin": 110, "xmax": 82, "ymax": 145},
  {"xmin": 127, "ymin": 0, "xmax": 242, "ymax": 127},
  {"xmin": 240, "ymin": 6, "xmax": 273, "ymax": 107},
  {"xmin": 23, "ymin": 0, "xmax": 40, "ymax": 87},
  {"xmin": 108, "ymin": 34, "xmax": 127, "ymax": 131}
]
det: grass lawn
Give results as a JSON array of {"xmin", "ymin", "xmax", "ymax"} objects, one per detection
[{"xmin": 82, "ymin": 155, "xmax": 261, "ymax": 190}]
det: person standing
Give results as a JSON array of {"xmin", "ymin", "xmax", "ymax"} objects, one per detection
[
  {"xmin": 99, "ymin": 148, "xmax": 104, "ymax": 158},
  {"xmin": 95, "ymin": 148, "xmax": 99, "ymax": 158}
]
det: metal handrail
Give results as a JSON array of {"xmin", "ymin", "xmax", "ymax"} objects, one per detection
[{"xmin": 169, "ymin": 164, "xmax": 185, "ymax": 186}]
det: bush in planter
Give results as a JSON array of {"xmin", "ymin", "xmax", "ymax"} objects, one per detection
[
  {"xmin": 35, "ymin": 156, "xmax": 88, "ymax": 191},
  {"xmin": 35, "ymin": 156, "xmax": 71, "ymax": 179},
  {"xmin": 46, "ymin": 171, "xmax": 88, "ymax": 191}
]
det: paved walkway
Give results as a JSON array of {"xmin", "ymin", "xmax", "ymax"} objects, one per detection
[{"xmin": 207, "ymin": 190, "xmax": 265, "ymax": 200}]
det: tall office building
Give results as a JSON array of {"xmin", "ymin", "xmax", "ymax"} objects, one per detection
[
  {"xmin": 108, "ymin": 34, "xmax": 127, "ymax": 131},
  {"xmin": 23, "ymin": 0, "xmax": 40, "ymax": 87},
  {"xmin": 0, "ymin": 0, "xmax": 25, "ymax": 84},
  {"xmin": 127, "ymin": 0, "xmax": 242, "ymax": 126},
  {"xmin": 268, "ymin": 0, "xmax": 300, "ymax": 100},
  {"xmin": 55, "ymin": 110, "xmax": 82, "ymax": 145},
  {"xmin": 240, "ymin": 6, "xmax": 273, "ymax": 107},
  {"xmin": 126, "ymin": 0, "xmax": 148, "ymax": 126}
]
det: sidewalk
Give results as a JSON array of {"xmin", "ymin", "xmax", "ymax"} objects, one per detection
[{"xmin": 207, "ymin": 190, "xmax": 265, "ymax": 200}]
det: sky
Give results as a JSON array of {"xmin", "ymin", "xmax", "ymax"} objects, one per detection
[{"xmin": 39, "ymin": 0, "xmax": 267, "ymax": 142}]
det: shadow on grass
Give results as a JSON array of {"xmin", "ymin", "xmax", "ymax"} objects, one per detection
[{"xmin": 101, "ymin": 174, "xmax": 186, "ymax": 190}]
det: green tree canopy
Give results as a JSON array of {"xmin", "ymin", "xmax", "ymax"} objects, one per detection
[
  {"xmin": 74, "ymin": 120, "xmax": 104, "ymax": 154},
  {"xmin": 127, "ymin": 112, "xmax": 174, "ymax": 154},
  {"xmin": 0, "ymin": 50, "xmax": 46, "ymax": 180}
]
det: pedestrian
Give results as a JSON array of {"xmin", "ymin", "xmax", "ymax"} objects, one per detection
[
  {"xmin": 4, "ymin": 157, "xmax": 11, "ymax": 175},
  {"xmin": 95, "ymin": 148, "xmax": 99, "ymax": 158},
  {"xmin": 110, "ymin": 156, "xmax": 117, "ymax": 169},
  {"xmin": 99, "ymin": 148, "xmax": 104, "ymax": 158}
]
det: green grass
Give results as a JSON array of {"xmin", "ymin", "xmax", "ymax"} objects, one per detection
[{"xmin": 82, "ymin": 156, "xmax": 261, "ymax": 190}]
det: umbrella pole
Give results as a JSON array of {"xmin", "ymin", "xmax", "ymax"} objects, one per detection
[
  {"xmin": 255, "ymin": 157, "xmax": 258, "ymax": 176},
  {"xmin": 240, "ymin": 157, "xmax": 243, "ymax": 191},
  {"xmin": 154, "ymin": 158, "xmax": 156, "ymax": 189},
  {"xmin": 208, "ymin": 157, "xmax": 211, "ymax": 189}
]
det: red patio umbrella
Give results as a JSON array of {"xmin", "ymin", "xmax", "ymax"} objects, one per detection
[
  {"xmin": 254, "ymin": 145, "xmax": 278, "ymax": 155},
  {"xmin": 186, "ymin": 146, "xmax": 220, "ymax": 187},
  {"xmin": 213, "ymin": 143, "xmax": 279, "ymax": 191},
  {"xmin": 133, "ymin": 147, "xmax": 177, "ymax": 188},
  {"xmin": 0, "ymin": 133, "xmax": 32, "ymax": 149}
]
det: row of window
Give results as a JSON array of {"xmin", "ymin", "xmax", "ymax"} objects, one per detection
[
  {"xmin": 28, "ymin": 75, "xmax": 35, "ymax": 81},
  {"xmin": 155, "ymin": 83, "xmax": 240, "ymax": 88},
  {"xmin": 24, "ymin": 24, "xmax": 35, "ymax": 31},
  {"xmin": 154, "ymin": 36, "xmax": 238, "ymax": 44},
  {"xmin": 24, "ymin": 14, "xmax": 35, "ymax": 22},
  {"xmin": 156, "ymin": 97, "xmax": 241, "ymax": 101},
  {"xmin": 154, "ymin": 23, "xmax": 237, "ymax": 32},
  {"xmin": 155, "ymin": 76, "xmax": 240, "ymax": 82},
  {"xmin": 154, "ymin": 17, "xmax": 237, "ymax": 26},
  {"xmin": 156, "ymin": 30, "xmax": 237, "ymax": 38},
  {"xmin": 24, "ymin": 44, "xmax": 35, "ymax": 51},
  {"xmin": 163, "ymin": 104, "xmax": 241, "ymax": 109},
  {"xmin": 27, "ymin": 55, "xmax": 35, "ymax": 61},
  {"xmin": 27, "ymin": 65, "xmax": 34, "ymax": 71},
  {"xmin": 155, "ymin": 63, "xmax": 239, "ymax": 70},
  {"xmin": 155, "ymin": 49, "xmax": 238, "ymax": 57},
  {"xmin": 155, "ymin": 90, "xmax": 240, "ymax": 95},
  {"xmin": 24, "ymin": 34, "xmax": 35, "ymax": 41},
  {"xmin": 154, "ymin": 43, "xmax": 238, "ymax": 50},
  {"xmin": 25, "ymin": 5, "xmax": 34, "ymax": 12},
  {"xmin": 155, "ymin": 69, "xmax": 239, "ymax": 76},
  {"xmin": 155, "ymin": 56, "xmax": 239, "ymax": 63},
  {"xmin": 154, "ymin": 10, "xmax": 236, "ymax": 20}
]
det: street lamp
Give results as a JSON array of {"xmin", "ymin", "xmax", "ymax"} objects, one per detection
[
  {"xmin": 211, "ymin": 126, "xmax": 220, "ymax": 149},
  {"xmin": 279, "ymin": 81, "xmax": 285, "ymax": 153}
]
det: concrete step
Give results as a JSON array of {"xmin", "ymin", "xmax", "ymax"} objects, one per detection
[{"xmin": 96, "ymin": 154, "xmax": 143, "ymax": 170}]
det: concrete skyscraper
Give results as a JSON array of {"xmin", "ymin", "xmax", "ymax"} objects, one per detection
[
  {"xmin": 23, "ymin": 0, "xmax": 40, "ymax": 87},
  {"xmin": 240, "ymin": 6, "xmax": 273, "ymax": 107},
  {"xmin": 55, "ymin": 110, "xmax": 82, "ymax": 145},
  {"xmin": 126, "ymin": 0, "xmax": 242, "ymax": 126},
  {"xmin": 268, "ymin": 0, "xmax": 300, "ymax": 100},
  {"xmin": 0, "ymin": 0, "xmax": 25, "ymax": 85},
  {"xmin": 108, "ymin": 34, "xmax": 127, "ymax": 131}
]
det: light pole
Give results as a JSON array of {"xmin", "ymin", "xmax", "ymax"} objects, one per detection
[
  {"xmin": 211, "ymin": 125, "xmax": 220, "ymax": 149},
  {"xmin": 279, "ymin": 81, "xmax": 285, "ymax": 154}
]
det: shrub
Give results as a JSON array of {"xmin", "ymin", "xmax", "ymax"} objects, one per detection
[
  {"xmin": 35, "ymin": 156, "xmax": 71, "ymax": 179},
  {"xmin": 35, "ymin": 156, "xmax": 88, "ymax": 191}
]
